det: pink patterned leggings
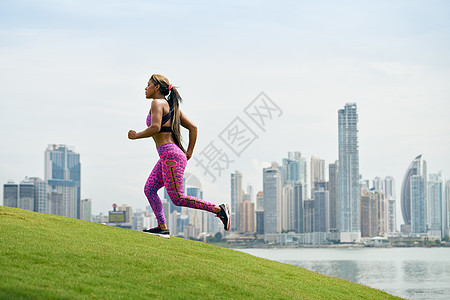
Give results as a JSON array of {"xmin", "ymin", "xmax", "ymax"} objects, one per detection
[{"xmin": 144, "ymin": 143, "xmax": 216, "ymax": 225}]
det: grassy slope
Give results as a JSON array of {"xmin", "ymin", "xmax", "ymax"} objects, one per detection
[{"xmin": 0, "ymin": 206, "xmax": 400, "ymax": 299}]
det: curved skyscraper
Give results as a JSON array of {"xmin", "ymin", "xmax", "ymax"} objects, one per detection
[{"xmin": 400, "ymin": 155, "xmax": 427, "ymax": 232}]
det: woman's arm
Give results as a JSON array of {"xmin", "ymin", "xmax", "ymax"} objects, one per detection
[
  {"xmin": 180, "ymin": 110, "xmax": 197, "ymax": 160},
  {"xmin": 128, "ymin": 100, "xmax": 162, "ymax": 140}
]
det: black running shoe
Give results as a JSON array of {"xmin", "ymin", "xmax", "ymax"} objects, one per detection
[
  {"xmin": 216, "ymin": 203, "xmax": 231, "ymax": 231},
  {"xmin": 143, "ymin": 226, "xmax": 170, "ymax": 239}
]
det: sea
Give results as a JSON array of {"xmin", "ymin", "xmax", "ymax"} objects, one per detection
[{"xmin": 236, "ymin": 247, "xmax": 450, "ymax": 300}]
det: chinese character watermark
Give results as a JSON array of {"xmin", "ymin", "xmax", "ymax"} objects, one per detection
[{"xmin": 193, "ymin": 92, "xmax": 283, "ymax": 182}]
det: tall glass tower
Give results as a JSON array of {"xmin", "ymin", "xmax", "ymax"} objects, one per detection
[
  {"xmin": 45, "ymin": 144, "xmax": 81, "ymax": 219},
  {"xmin": 263, "ymin": 163, "xmax": 282, "ymax": 234},
  {"xmin": 338, "ymin": 103, "xmax": 360, "ymax": 242},
  {"xmin": 230, "ymin": 171, "xmax": 242, "ymax": 232},
  {"xmin": 400, "ymin": 155, "xmax": 427, "ymax": 233}
]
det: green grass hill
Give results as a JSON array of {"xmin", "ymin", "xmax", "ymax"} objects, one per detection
[{"xmin": 0, "ymin": 206, "xmax": 400, "ymax": 299}]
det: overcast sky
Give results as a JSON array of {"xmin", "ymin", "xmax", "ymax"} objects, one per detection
[{"xmin": 1, "ymin": 1, "xmax": 449, "ymax": 226}]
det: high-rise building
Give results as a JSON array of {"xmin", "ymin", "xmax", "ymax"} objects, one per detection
[
  {"xmin": 338, "ymin": 103, "xmax": 361, "ymax": 242},
  {"xmin": 428, "ymin": 173, "xmax": 443, "ymax": 238},
  {"xmin": 3, "ymin": 181, "xmax": 18, "ymax": 208},
  {"xmin": 30, "ymin": 177, "xmax": 47, "ymax": 213},
  {"xmin": 256, "ymin": 191, "xmax": 264, "ymax": 211},
  {"xmin": 446, "ymin": 180, "xmax": 450, "ymax": 236},
  {"xmin": 384, "ymin": 176, "xmax": 396, "ymax": 199},
  {"xmin": 401, "ymin": 155, "xmax": 427, "ymax": 233},
  {"xmin": 282, "ymin": 152, "xmax": 308, "ymax": 200},
  {"xmin": 230, "ymin": 171, "xmax": 243, "ymax": 232},
  {"xmin": 361, "ymin": 190, "xmax": 386, "ymax": 237},
  {"xmin": 45, "ymin": 144, "xmax": 81, "ymax": 219},
  {"xmin": 372, "ymin": 177, "xmax": 384, "ymax": 193},
  {"xmin": 293, "ymin": 183, "xmax": 304, "ymax": 233},
  {"xmin": 3, "ymin": 179, "xmax": 35, "ymax": 211},
  {"xmin": 80, "ymin": 199, "xmax": 92, "ymax": 222},
  {"xmin": 311, "ymin": 156, "xmax": 325, "ymax": 193},
  {"xmin": 263, "ymin": 163, "xmax": 282, "ymax": 234},
  {"xmin": 118, "ymin": 204, "xmax": 133, "ymax": 224},
  {"xmin": 411, "ymin": 175, "xmax": 427, "ymax": 234},
  {"xmin": 303, "ymin": 199, "xmax": 314, "ymax": 233},
  {"xmin": 282, "ymin": 184, "xmax": 295, "ymax": 232},
  {"xmin": 255, "ymin": 191, "xmax": 264, "ymax": 235},
  {"xmin": 384, "ymin": 176, "xmax": 396, "ymax": 234},
  {"xmin": 314, "ymin": 188, "xmax": 329, "ymax": 232},
  {"xmin": 242, "ymin": 198, "xmax": 255, "ymax": 233},
  {"xmin": 328, "ymin": 161, "xmax": 339, "ymax": 231}
]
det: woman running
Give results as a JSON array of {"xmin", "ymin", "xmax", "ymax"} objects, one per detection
[{"xmin": 128, "ymin": 74, "xmax": 230, "ymax": 238}]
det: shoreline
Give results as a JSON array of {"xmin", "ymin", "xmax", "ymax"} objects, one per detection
[{"xmin": 218, "ymin": 244, "xmax": 450, "ymax": 249}]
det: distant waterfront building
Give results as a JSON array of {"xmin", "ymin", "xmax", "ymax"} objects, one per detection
[
  {"xmin": 294, "ymin": 183, "xmax": 304, "ymax": 233},
  {"xmin": 446, "ymin": 180, "xmax": 450, "ymax": 236},
  {"xmin": 303, "ymin": 199, "xmax": 314, "ymax": 233},
  {"xmin": 282, "ymin": 184, "xmax": 295, "ymax": 232},
  {"xmin": 428, "ymin": 173, "xmax": 443, "ymax": 238},
  {"xmin": 360, "ymin": 190, "xmax": 386, "ymax": 237},
  {"xmin": 372, "ymin": 177, "xmax": 384, "ymax": 193},
  {"xmin": 3, "ymin": 181, "xmax": 19, "ymax": 208},
  {"xmin": 45, "ymin": 144, "xmax": 81, "ymax": 219},
  {"xmin": 411, "ymin": 175, "xmax": 427, "ymax": 234},
  {"xmin": 30, "ymin": 177, "xmax": 47, "ymax": 213},
  {"xmin": 338, "ymin": 103, "xmax": 361, "ymax": 242},
  {"xmin": 3, "ymin": 180, "xmax": 34, "ymax": 211},
  {"xmin": 255, "ymin": 191, "xmax": 264, "ymax": 235},
  {"xmin": 242, "ymin": 198, "xmax": 255, "ymax": 233},
  {"xmin": 230, "ymin": 171, "xmax": 243, "ymax": 232},
  {"xmin": 384, "ymin": 176, "xmax": 397, "ymax": 234},
  {"xmin": 311, "ymin": 156, "xmax": 325, "ymax": 194},
  {"xmin": 282, "ymin": 152, "xmax": 308, "ymax": 200},
  {"xmin": 80, "ymin": 199, "xmax": 92, "ymax": 222},
  {"xmin": 328, "ymin": 161, "xmax": 339, "ymax": 231},
  {"xmin": 256, "ymin": 191, "xmax": 264, "ymax": 211},
  {"xmin": 314, "ymin": 188, "xmax": 329, "ymax": 233},
  {"xmin": 263, "ymin": 163, "xmax": 282, "ymax": 234},
  {"xmin": 118, "ymin": 204, "xmax": 133, "ymax": 224},
  {"xmin": 401, "ymin": 155, "xmax": 427, "ymax": 233}
]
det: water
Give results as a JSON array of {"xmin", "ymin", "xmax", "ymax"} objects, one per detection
[{"xmin": 236, "ymin": 247, "xmax": 450, "ymax": 299}]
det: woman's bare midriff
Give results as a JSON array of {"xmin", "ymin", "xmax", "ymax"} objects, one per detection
[{"xmin": 152, "ymin": 132, "xmax": 175, "ymax": 148}]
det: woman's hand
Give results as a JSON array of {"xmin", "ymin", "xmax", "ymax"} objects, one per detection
[
  {"xmin": 128, "ymin": 130, "xmax": 138, "ymax": 140},
  {"xmin": 185, "ymin": 150, "xmax": 193, "ymax": 161}
]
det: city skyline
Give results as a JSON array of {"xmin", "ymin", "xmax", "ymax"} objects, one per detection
[{"xmin": 1, "ymin": 1, "xmax": 449, "ymax": 215}]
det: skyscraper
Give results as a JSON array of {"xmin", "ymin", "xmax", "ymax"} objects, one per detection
[
  {"xmin": 45, "ymin": 144, "xmax": 81, "ymax": 219},
  {"xmin": 314, "ymin": 188, "xmax": 329, "ymax": 232},
  {"xmin": 3, "ymin": 180, "xmax": 33, "ymax": 211},
  {"xmin": 3, "ymin": 181, "xmax": 18, "ymax": 208},
  {"xmin": 446, "ymin": 180, "xmax": 450, "ymax": 236},
  {"xmin": 311, "ymin": 156, "xmax": 325, "ymax": 191},
  {"xmin": 360, "ymin": 190, "xmax": 386, "ymax": 237},
  {"xmin": 384, "ymin": 176, "xmax": 397, "ymax": 234},
  {"xmin": 293, "ymin": 183, "xmax": 304, "ymax": 233},
  {"xmin": 30, "ymin": 177, "xmax": 47, "ymax": 213},
  {"xmin": 282, "ymin": 152, "xmax": 308, "ymax": 199},
  {"xmin": 428, "ymin": 173, "xmax": 443, "ymax": 238},
  {"xmin": 401, "ymin": 155, "xmax": 427, "ymax": 233},
  {"xmin": 80, "ymin": 198, "xmax": 92, "ymax": 222},
  {"xmin": 338, "ymin": 103, "xmax": 361, "ymax": 242},
  {"xmin": 230, "ymin": 171, "xmax": 243, "ymax": 232},
  {"xmin": 263, "ymin": 163, "xmax": 281, "ymax": 234},
  {"xmin": 328, "ymin": 161, "xmax": 339, "ymax": 231},
  {"xmin": 411, "ymin": 175, "xmax": 427, "ymax": 234}
]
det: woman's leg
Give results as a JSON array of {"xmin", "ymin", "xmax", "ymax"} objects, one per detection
[
  {"xmin": 160, "ymin": 147, "xmax": 218, "ymax": 213},
  {"xmin": 144, "ymin": 158, "xmax": 167, "ymax": 225}
]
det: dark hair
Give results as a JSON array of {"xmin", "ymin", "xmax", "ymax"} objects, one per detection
[{"xmin": 150, "ymin": 74, "xmax": 186, "ymax": 153}]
